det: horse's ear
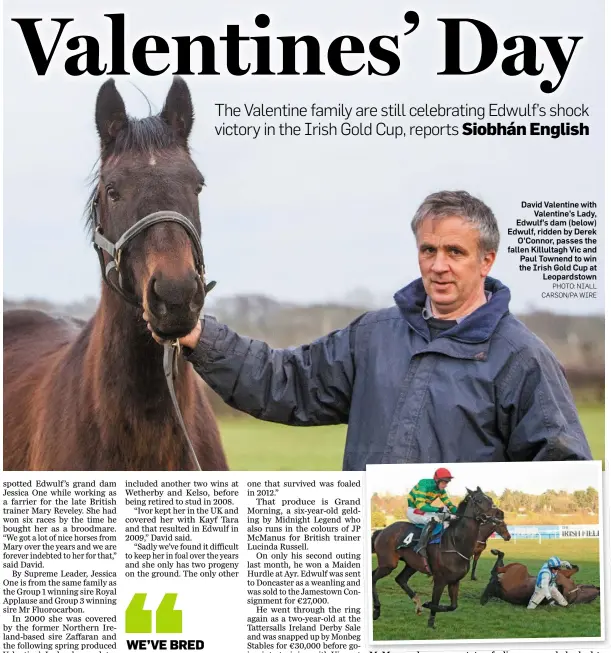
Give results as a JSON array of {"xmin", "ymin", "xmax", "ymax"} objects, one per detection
[
  {"xmin": 161, "ymin": 76, "xmax": 194, "ymax": 145},
  {"xmin": 95, "ymin": 79, "xmax": 127, "ymax": 148},
  {"xmin": 476, "ymin": 486, "xmax": 482, "ymax": 493},
  {"xmin": 466, "ymin": 488, "xmax": 473, "ymax": 495}
]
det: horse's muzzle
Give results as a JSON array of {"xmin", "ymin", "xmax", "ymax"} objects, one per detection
[{"xmin": 145, "ymin": 269, "xmax": 204, "ymax": 337}]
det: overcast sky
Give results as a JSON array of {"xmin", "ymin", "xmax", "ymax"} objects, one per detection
[
  {"xmin": 367, "ymin": 461, "xmax": 602, "ymax": 497},
  {"xmin": 3, "ymin": 0, "xmax": 604, "ymax": 314}
]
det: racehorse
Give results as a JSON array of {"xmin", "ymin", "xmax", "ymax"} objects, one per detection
[
  {"xmin": 371, "ymin": 487, "xmax": 500, "ymax": 628},
  {"xmin": 471, "ymin": 508, "xmax": 511, "ymax": 580},
  {"xmin": 481, "ymin": 549, "xmax": 600, "ymax": 606},
  {"xmin": 3, "ymin": 77, "xmax": 228, "ymax": 472}
]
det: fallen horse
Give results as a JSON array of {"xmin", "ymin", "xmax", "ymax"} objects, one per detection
[{"xmin": 480, "ymin": 549, "xmax": 600, "ymax": 606}]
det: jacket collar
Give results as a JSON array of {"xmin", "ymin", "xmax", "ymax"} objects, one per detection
[{"xmin": 394, "ymin": 277, "xmax": 511, "ymax": 348}]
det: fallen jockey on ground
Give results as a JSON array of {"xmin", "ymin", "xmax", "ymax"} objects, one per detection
[{"xmin": 527, "ymin": 556, "xmax": 573, "ymax": 609}]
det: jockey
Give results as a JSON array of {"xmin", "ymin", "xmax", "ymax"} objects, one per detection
[
  {"xmin": 527, "ymin": 556, "xmax": 572, "ymax": 609},
  {"xmin": 400, "ymin": 468, "xmax": 458, "ymax": 554}
]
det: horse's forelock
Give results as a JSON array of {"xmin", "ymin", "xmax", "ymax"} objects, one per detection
[{"xmin": 83, "ymin": 114, "xmax": 188, "ymax": 236}]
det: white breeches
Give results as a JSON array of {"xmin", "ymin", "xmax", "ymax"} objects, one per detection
[
  {"xmin": 527, "ymin": 586, "xmax": 568, "ymax": 608},
  {"xmin": 407, "ymin": 507, "xmax": 440, "ymax": 526}
]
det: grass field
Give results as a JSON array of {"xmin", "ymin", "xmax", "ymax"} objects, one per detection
[
  {"xmin": 219, "ymin": 403, "xmax": 604, "ymax": 470},
  {"xmin": 371, "ymin": 538, "xmax": 601, "ymax": 642}
]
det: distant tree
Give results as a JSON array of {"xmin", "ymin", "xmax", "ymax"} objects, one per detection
[
  {"xmin": 371, "ymin": 511, "xmax": 386, "ymax": 528},
  {"xmin": 584, "ymin": 487, "xmax": 599, "ymax": 513},
  {"xmin": 485, "ymin": 490, "xmax": 499, "ymax": 505},
  {"xmin": 573, "ymin": 490, "xmax": 588, "ymax": 510}
]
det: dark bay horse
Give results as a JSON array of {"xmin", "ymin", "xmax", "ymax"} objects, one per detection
[
  {"xmin": 471, "ymin": 508, "xmax": 511, "ymax": 580},
  {"xmin": 372, "ymin": 487, "xmax": 499, "ymax": 628},
  {"xmin": 481, "ymin": 549, "xmax": 600, "ymax": 606},
  {"xmin": 3, "ymin": 77, "xmax": 228, "ymax": 471}
]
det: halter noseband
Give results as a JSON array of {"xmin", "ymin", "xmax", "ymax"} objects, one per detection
[
  {"xmin": 91, "ymin": 194, "xmax": 216, "ymax": 471},
  {"xmin": 92, "ymin": 196, "xmax": 216, "ymax": 307}
]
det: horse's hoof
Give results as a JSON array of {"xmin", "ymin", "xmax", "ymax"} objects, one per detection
[
  {"xmin": 490, "ymin": 549, "xmax": 501, "ymax": 555},
  {"xmin": 422, "ymin": 602, "xmax": 431, "ymax": 609},
  {"xmin": 373, "ymin": 609, "xmax": 380, "ymax": 621},
  {"xmin": 472, "ymin": 576, "xmax": 477, "ymax": 581}
]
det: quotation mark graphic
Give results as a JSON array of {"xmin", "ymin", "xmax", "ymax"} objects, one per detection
[{"xmin": 125, "ymin": 593, "xmax": 182, "ymax": 634}]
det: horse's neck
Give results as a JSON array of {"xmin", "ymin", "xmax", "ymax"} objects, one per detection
[
  {"xmin": 87, "ymin": 292, "xmax": 191, "ymax": 425},
  {"xmin": 447, "ymin": 513, "xmax": 480, "ymax": 552},
  {"xmin": 478, "ymin": 524, "xmax": 494, "ymax": 543}
]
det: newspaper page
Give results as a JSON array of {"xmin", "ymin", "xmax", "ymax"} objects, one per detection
[{"xmin": 1, "ymin": 1, "xmax": 608, "ymax": 653}]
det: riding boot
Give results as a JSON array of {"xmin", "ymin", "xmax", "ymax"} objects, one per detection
[
  {"xmin": 416, "ymin": 522, "xmax": 433, "ymax": 555},
  {"xmin": 527, "ymin": 595, "xmax": 542, "ymax": 610},
  {"xmin": 416, "ymin": 522, "xmax": 434, "ymax": 574}
]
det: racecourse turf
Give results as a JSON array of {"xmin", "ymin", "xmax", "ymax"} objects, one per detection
[
  {"xmin": 219, "ymin": 403, "xmax": 604, "ymax": 470},
  {"xmin": 371, "ymin": 538, "xmax": 601, "ymax": 642}
]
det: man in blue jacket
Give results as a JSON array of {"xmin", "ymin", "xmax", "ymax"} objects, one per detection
[{"xmin": 146, "ymin": 190, "xmax": 592, "ymax": 469}]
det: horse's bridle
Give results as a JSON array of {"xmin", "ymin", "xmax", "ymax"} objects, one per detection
[
  {"xmin": 461, "ymin": 509, "xmax": 501, "ymax": 526},
  {"xmin": 469, "ymin": 495, "xmax": 502, "ymax": 526},
  {"xmin": 443, "ymin": 497, "xmax": 501, "ymax": 560},
  {"xmin": 91, "ymin": 195, "xmax": 216, "ymax": 471}
]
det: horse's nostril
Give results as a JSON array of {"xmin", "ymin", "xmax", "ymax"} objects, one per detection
[
  {"xmin": 153, "ymin": 279, "xmax": 162, "ymax": 299},
  {"xmin": 149, "ymin": 277, "xmax": 168, "ymax": 316},
  {"xmin": 149, "ymin": 272, "xmax": 202, "ymax": 315}
]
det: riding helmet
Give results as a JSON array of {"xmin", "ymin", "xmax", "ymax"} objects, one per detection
[{"xmin": 434, "ymin": 467, "xmax": 453, "ymax": 482}]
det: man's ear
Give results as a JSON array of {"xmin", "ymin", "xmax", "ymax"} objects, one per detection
[{"xmin": 480, "ymin": 250, "xmax": 496, "ymax": 277}]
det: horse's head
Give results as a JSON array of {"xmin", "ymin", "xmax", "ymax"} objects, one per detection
[
  {"xmin": 492, "ymin": 508, "xmax": 511, "ymax": 541},
  {"xmin": 555, "ymin": 571, "xmax": 578, "ymax": 597},
  {"xmin": 557, "ymin": 573, "xmax": 600, "ymax": 605},
  {"xmin": 462, "ymin": 486, "xmax": 497, "ymax": 524},
  {"xmin": 90, "ymin": 76, "xmax": 207, "ymax": 338},
  {"xmin": 477, "ymin": 507, "xmax": 511, "ymax": 541}
]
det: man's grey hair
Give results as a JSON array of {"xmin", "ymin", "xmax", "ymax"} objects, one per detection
[{"xmin": 411, "ymin": 190, "xmax": 500, "ymax": 254}]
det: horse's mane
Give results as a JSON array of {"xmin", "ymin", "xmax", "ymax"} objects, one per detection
[
  {"xmin": 455, "ymin": 495, "xmax": 471, "ymax": 516},
  {"xmin": 84, "ymin": 114, "xmax": 183, "ymax": 236}
]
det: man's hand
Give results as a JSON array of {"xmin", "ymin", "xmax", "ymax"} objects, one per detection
[
  {"xmin": 142, "ymin": 312, "xmax": 202, "ymax": 350},
  {"xmin": 179, "ymin": 321, "xmax": 202, "ymax": 350}
]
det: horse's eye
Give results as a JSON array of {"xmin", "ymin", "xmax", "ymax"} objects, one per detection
[
  {"xmin": 106, "ymin": 186, "xmax": 120, "ymax": 202},
  {"xmin": 195, "ymin": 183, "xmax": 204, "ymax": 195}
]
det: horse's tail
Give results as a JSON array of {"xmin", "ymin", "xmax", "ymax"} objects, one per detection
[{"xmin": 371, "ymin": 529, "xmax": 382, "ymax": 554}]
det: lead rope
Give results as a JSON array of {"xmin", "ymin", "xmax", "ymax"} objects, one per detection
[{"xmin": 163, "ymin": 340, "xmax": 202, "ymax": 471}]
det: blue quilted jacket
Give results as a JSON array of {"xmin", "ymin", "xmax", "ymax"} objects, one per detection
[{"xmin": 185, "ymin": 277, "xmax": 592, "ymax": 470}]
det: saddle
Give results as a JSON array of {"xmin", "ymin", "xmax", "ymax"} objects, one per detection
[{"xmin": 396, "ymin": 522, "xmax": 444, "ymax": 550}]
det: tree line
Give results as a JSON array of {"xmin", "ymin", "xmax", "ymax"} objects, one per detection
[{"xmin": 370, "ymin": 487, "xmax": 599, "ymax": 527}]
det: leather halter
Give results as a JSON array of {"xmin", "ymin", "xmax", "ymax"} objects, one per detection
[{"xmin": 91, "ymin": 195, "xmax": 216, "ymax": 471}]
